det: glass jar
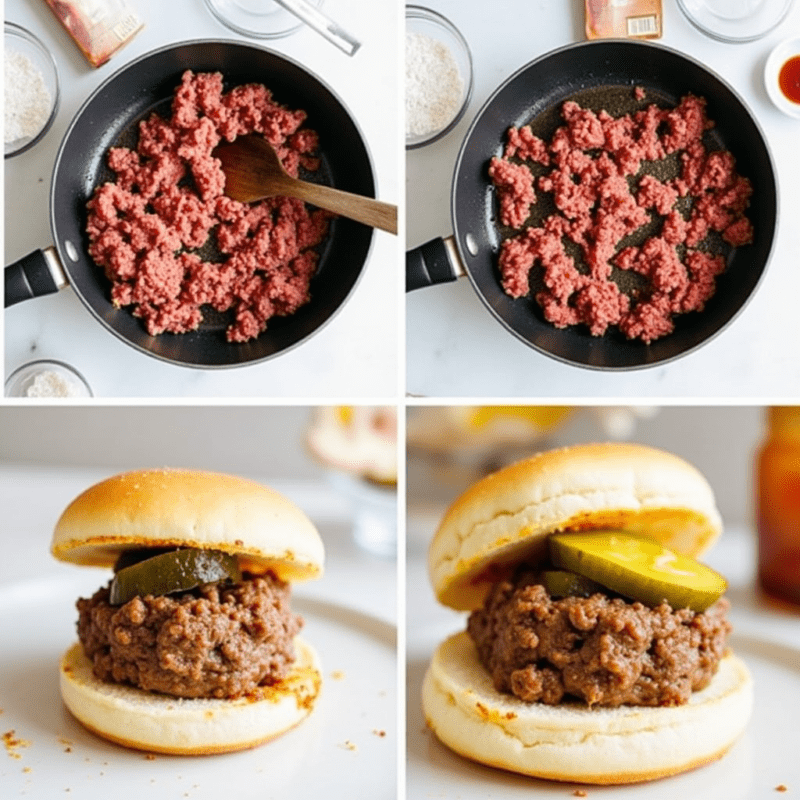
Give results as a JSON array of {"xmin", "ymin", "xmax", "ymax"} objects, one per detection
[{"xmin": 757, "ymin": 406, "xmax": 800, "ymax": 606}]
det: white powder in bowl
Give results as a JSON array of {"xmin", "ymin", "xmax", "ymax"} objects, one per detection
[
  {"xmin": 5, "ymin": 48, "xmax": 53, "ymax": 145},
  {"xmin": 406, "ymin": 31, "xmax": 465, "ymax": 138},
  {"xmin": 25, "ymin": 370, "xmax": 81, "ymax": 398}
]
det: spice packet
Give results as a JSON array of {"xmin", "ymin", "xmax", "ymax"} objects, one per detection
[
  {"xmin": 585, "ymin": 0, "xmax": 662, "ymax": 40},
  {"xmin": 42, "ymin": 0, "xmax": 144, "ymax": 68}
]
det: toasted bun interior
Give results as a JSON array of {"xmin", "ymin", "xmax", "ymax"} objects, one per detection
[
  {"xmin": 422, "ymin": 631, "xmax": 752, "ymax": 784},
  {"xmin": 429, "ymin": 443, "xmax": 722, "ymax": 610},
  {"xmin": 51, "ymin": 468, "xmax": 324, "ymax": 582},
  {"xmin": 60, "ymin": 638, "xmax": 322, "ymax": 755}
]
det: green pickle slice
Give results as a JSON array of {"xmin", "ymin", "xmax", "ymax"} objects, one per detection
[
  {"xmin": 109, "ymin": 548, "xmax": 242, "ymax": 606},
  {"xmin": 548, "ymin": 530, "xmax": 727, "ymax": 612},
  {"xmin": 541, "ymin": 570, "xmax": 603, "ymax": 598},
  {"xmin": 113, "ymin": 547, "xmax": 174, "ymax": 573}
]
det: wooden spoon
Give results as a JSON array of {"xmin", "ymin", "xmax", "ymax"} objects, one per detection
[{"xmin": 214, "ymin": 135, "xmax": 397, "ymax": 234}]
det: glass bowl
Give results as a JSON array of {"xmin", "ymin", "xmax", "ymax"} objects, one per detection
[
  {"xmin": 765, "ymin": 36, "xmax": 800, "ymax": 118},
  {"xmin": 676, "ymin": 0, "xmax": 796, "ymax": 43},
  {"xmin": 4, "ymin": 22, "xmax": 60, "ymax": 158},
  {"xmin": 406, "ymin": 6, "xmax": 473, "ymax": 149},
  {"xmin": 5, "ymin": 360, "xmax": 93, "ymax": 398},
  {"xmin": 202, "ymin": 0, "xmax": 323, "ymax": 39},
  {"xmin": 327, "ymin": 471, "xmax": 397, "ymax": 558}
]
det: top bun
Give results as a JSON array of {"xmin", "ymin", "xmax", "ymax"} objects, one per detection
[
  {"xmin": 429, "ymin": 443, "xmax": 721, "ymax": 610},
  {"xmin": 52, "ymin": 468, "xmax": 324, "ymax": 582}
]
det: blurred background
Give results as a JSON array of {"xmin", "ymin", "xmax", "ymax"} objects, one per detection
[
  {"xmin": 3, "ymin": 403, "xmax": 798, "ymax": 611},
  {"xmin": 0, "ymin": 405, "xmax": 399, "ymax": 611},
  {"xmin": 1, "ymin": 404, "xmax": 767, "ymax": 535},
  {"xmin": 1, "ymin": 406, "xmax": 326, "ymax": 477}
]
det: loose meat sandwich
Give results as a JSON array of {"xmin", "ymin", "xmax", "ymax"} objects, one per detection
[
  {"xmin": 423, "ymin": 442, "xmax": 752, "ymax": 784},
  {"xmin": 51, "ymin": 468, "xmax": 324, "ymax": 755}
]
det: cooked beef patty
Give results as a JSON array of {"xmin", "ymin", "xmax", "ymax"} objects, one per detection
[
  {"xmin": 77, "ymin": 573, "xmax": 301, "ymax": 699},
  {"xmin": 467, "ymin": 567, "xmax": 731, "ymax": 707}
]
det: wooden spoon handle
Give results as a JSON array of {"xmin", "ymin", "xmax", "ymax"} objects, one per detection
[{"xmin": 283, "ymin": 180, "xmax": 398, "ymax": 234}]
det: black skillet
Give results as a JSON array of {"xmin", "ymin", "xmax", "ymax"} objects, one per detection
[
  {"xmin": 5, "ymin": 40, "xmax": 375, "ymax": 368},
  {"xmin": 407, "ymin": 40, "xmax": 777, "ymax": 370}
]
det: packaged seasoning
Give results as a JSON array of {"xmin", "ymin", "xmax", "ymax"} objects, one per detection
[
  {"xmin": 585, "ymin": 0, "xmax": 662, "ymax": 40},
  {"xmin": 42, "ymin": 0, "xmax": 144, "ymax": 67},
  {"xmin": 756, "ymin": 406, "xmax": 800, "ymax": 607}
]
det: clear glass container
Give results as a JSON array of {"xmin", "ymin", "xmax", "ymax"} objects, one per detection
[
  {"xmin": 328, "ymin": 472, "xmax": 397, "ymax": 558},
  {"xmin": 5, "ymin": 360, "xmax": 93, "ymax": 398},
  {"xmin": 406, "ymin": 6, "xmax": 473, "ymax": 149},
  {"xmin": 756, "ymin": 406, "xmax": 800, "ymax": 607},
  {"xmin": 4, "ymin": 22, "xmax": 61, "ymax": 158},
  {"xmin": 676, "ymin": 0, "xmax": 796, "ymax": 44},
  {"xmin": 202, "ymin": 0, "xmax": 323, "ymax": 39}
]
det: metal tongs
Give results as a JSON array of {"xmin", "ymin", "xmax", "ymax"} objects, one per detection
[{"xmin": 273, "ymin": 0, "xmax": 361, "ymax": 56}]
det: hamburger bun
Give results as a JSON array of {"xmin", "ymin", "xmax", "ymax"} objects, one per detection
[
  {"xmin": 422, "ymin": 631, "xmax": 753, "ymax": 784},
  {"xmin": 429, "ymin": 443, "xmax": 722, "ymax": 610},
  {"xmin": 60, "ymin": 637, "xmax": 322, "ymax": 755},
  {"xmin": 52, "ymin": 468, "xmax": 325, "ymax": 755},
  {"xmin": 423, "ymin": 442, "xmax": 750, "ymax": 784},
  {"xmin": 52, "ymin": 468, "xmax": 324, "ymax": 582}
]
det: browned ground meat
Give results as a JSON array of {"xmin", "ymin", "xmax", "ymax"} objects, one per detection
[
  {"xmin": 467, "ymin": 568, "xmax": 730, "ymax": 707},
  {"xmin": 77, "ymin": 574, "xmax": 301, "ymax": 699}
]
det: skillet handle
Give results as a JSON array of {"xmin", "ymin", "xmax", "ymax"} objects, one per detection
[
  {"xmin": 406, "ymin": 236, "xmax": 461, "ymax": 292},
  {"xmin": 5, "ymin": 247, "xmax": 66, "ymax": 307}
]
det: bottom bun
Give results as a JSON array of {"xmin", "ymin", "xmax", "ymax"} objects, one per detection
[
  {"xmin": 422, "ymin": 631, "xmax": 752, "ymax": 784},
  {"xmin": 60, "ymin": 637, "xmax": 322, "ymax": 755}
]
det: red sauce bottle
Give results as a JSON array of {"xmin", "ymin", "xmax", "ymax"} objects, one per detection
[
  {"xmin": 757, "ymin": 407, "xmax": 800, "ymax": 607},
  {"xmin": 778, "ymin": 55, "xmax": 800, "ymax": 105}
]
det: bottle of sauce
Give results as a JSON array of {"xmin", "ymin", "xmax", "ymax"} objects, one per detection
[{"xmin": 757, "ymin": 407, "xmax": 800, "ymax": 607}]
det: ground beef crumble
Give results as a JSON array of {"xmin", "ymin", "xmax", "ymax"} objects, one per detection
[
  {"xmin": 490, "ymin": 93, "xmax": 754, "ymax": 343},
  {"xmin": 86, "ymin": 70, "xmax": 331, "ymax": 343},
  {"xmin": 467, "ymin": 568, "xmax": 731, "ymax": 707},
  {"xmin": 77, "ymin": 574, "xmax": 301, "ymax": 699}
]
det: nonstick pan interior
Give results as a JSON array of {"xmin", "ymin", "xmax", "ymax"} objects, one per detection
[
  {"xmin": 51, "ymin": 40, "xmax": 375, "ymax": 368},
  {"xmin": 452, "ymin": 40, "xmax": 777, "ymax": 370}
]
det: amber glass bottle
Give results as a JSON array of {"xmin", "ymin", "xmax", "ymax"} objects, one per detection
[{"xmin": 757, "ymin": 407, "xmax": 800, "ymax": 606}]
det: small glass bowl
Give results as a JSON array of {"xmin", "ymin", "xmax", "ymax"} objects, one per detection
[
  {"xmin": 5, "ymin": 360, "xmax": 93, "ymax": 398},
  {"xmin": 202, "ymin": 0, "xmax": 323, "ymax": 39},
  {"xmin": 4, "ymin": 22, "xmax": 60, "ymax": 158},
  {"xmin": 406, "ymin": 6, "xmax": 473, "ymax": 149},
  {"xmin": 676, "ymin": 0, "xmax": 795, "ymax": 44},
  {"xmin": 765, "ymin": 36, "xmax": 800, "ymax": 118},
  {"xmin": 327, "ymin": 471, "xmax": 397, "ymax": 558}
]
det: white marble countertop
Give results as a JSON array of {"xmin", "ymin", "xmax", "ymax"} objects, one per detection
[
  {"xmin": 407, "ymin": 0, "xmax": 800, "ymax": 398},
  {"xmin": 0, "ymin": 464, "xmax": 397, "ymax": 625},
  {"xmin": 4, "ymin": 0, "xmax": 401, "ymax": 399}
]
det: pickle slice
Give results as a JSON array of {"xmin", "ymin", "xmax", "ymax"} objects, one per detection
[
  {"xmin": 113, "ymin": 547, "xmax": 174, "ymax": 573},
  {"xmin": 109, "ymin": 548, "xmax": 242, "ymax": 606},
  {"xmin": 541, "ymin": 570, "xmax": 603, "ymax": 599},
  {"xmin": 548, "ymin": 530, "xmax": 727, "ymax": 612}
]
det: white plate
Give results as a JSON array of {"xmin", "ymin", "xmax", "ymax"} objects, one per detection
[
  {"xmin": 407, "ymin": 630, "xmax": 800, "ymax": 798},
  {"xmin": 0, "ymin": 576, "xmax": 397, "ymax": 798}
]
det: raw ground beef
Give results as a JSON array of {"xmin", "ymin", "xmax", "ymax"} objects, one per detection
[
  {"xmin": 86, "ymin": 70, "xmax": 331, "ymax": 342},
  {"xmin": 467, "ymin": 569, "xmax": 731, "ymax": 708},
  {"xmin": 77, "ymin": 574, "xmax": 301, "ymax": 699},
  {"xmin": 490, "ymin": 92, "xmax": 754, "ymax": 343}
]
